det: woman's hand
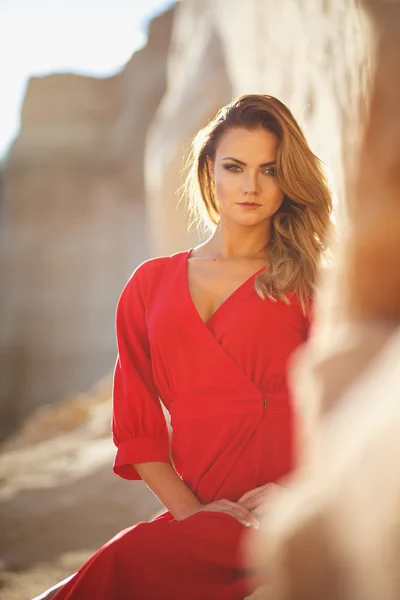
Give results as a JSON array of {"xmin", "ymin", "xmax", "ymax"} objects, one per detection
[
  {"xmin": 238, "ymin": 483, "xmax": 279, "ymax": 517},
  {"xmin": 189, "ymin": 499, "xmax": 260, "ymax": 528}
]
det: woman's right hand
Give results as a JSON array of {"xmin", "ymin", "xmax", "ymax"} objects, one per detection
[
  {"xmin": 133, "ymin": 462, "xmax": 260, "ymax": 527},
  {"xmin": 195, "ymin": 499, "xmax": 259, "ymax": 529}
]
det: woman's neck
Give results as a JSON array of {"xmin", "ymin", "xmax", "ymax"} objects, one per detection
[{"xmin": 204, "ymin": 221, "xmax": 270, "ymax": 261}]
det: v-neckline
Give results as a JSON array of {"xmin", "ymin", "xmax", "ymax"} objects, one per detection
[{"xmin": 184, "ymin": 249, "xmax": 265, "ymax": 327}]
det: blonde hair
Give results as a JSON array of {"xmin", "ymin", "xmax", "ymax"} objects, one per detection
[{"xmin": 184, "ymin": 94, "xmax": 333, "ymax": 313}]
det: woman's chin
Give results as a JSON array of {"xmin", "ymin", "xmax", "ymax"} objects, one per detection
[{"xmin": 231, "ymin": 214, "xmax": 270, "ymax": 228}]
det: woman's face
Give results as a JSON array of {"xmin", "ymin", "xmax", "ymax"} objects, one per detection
[{"xmin": 209, "ymin": 127, "xmax": 284, "ymax": 227}]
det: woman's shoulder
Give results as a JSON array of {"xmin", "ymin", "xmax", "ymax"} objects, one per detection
[
  {"xmin": 133, "ymin": 249, "xmax": 188, "ymax": 279},
  {"xmin": 123, "ymin": 249, "xmax": 189, "ymax": 294},
  {"xmin": 132, "ymin": 255, "xmax": 171, "ymax": 280}
]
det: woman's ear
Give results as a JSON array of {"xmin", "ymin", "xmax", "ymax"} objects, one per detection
[{"xmin": 207, "ymin": 157, "xmax": 215, "ymax": 182}]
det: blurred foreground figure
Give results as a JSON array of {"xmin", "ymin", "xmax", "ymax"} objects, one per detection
[{"xmin": 250, "ymin": 1, "xmax": 400, "ymax": 599}]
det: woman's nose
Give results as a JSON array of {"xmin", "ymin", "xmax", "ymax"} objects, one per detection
[{"xmin": 243, "ymin": 173, "xmax": 259, "ymax": 195}]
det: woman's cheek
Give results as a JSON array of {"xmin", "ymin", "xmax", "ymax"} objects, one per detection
[
  {"xmin": 215, "ymin": 177, "xmax": 235, "ymax": 208},
  {"xmin": 265, "ymin": 179, "xmax": 284, "ymax": 204}
]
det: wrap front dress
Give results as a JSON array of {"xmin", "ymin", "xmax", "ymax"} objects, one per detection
[{"xmin": 53, "ymin": 249, "xmax": 310, "ymax": 600}]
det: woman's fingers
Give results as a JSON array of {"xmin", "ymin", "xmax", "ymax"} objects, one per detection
[
  {"xmin": 208, "ymin": 500, "xmax": 251, "ymax": 523},
  {"xmin": 238, "ymin": 483, "xmax": 271, "ymax": 504},
  {"xmin": 221, "ymin": 500, "xmax": 256, "ymax": 526},
  {"xmin": 200, "ymin": 500, "xmax": 259, "ymax": 528},
  {"xmin": 224, "ymin": 506, "xmax": 259, "ymax": 529},
  {"xmin": 198, "ymin": 485, "xmax": 282, "ymax": 525},
  {"xmin": 241, "ymin": 493, "xmax": 266, "ymax": 511},
  {"xmin": 241, "ymin": 483, "xmax": 283, "ymax": 512}
]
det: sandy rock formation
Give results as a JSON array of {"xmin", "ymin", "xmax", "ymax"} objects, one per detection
[
  {"xmin": 0, "ymin": 7, "xmax": 174, "ymax": 440},
  {"xmin": 145, "ymin": 0, "xmax": 233, "ymax": 254}
]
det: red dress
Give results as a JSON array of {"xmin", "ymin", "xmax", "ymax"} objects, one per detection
[{"xmin": 53, "ymin": 249, "xmax": 310, "ymax": 600}]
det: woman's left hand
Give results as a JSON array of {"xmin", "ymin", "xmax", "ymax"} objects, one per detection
[{"xmin": 238, "ymin": 483, "xmax": 279, "ymax": 515}]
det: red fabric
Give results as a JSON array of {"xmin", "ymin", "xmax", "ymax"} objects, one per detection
[{"xmin": 53, "ymin": 250, "xmax": 310, "ymax": 600}]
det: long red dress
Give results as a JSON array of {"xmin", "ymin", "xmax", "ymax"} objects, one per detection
[{"xmin": 53, "ymin": 249, "xmax": 310, "ymax": 600}]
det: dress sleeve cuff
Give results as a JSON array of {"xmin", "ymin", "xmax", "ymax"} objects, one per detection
[{"xmin": 113, "ymin": 435, "xmax": 171, "ymax": 480}]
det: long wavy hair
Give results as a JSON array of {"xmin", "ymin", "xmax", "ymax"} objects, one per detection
[{"xmin": 184, "ymin": 94, "xmax": 333, "ymax": 313}]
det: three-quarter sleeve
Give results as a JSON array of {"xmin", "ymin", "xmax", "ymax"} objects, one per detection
[{"xmin": 112, "ymin": 265, "xmax": 171, "ymax": 480}]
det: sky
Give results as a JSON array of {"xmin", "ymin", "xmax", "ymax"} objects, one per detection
[{"xmin": 0, "ymin": 0, "xmax": 175, "ymax": 158}]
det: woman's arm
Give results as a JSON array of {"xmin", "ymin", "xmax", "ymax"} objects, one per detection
[
  {"xmin": 135, "ymin": 462, "xmax": 201, "ymax": 520},
  {"xmin": 136, "ymin": 462, "xmax": 257, "ymax": 527},
  {"xmin": 114, "ymin": 265, "xmax": 255, "ymax": 527}
]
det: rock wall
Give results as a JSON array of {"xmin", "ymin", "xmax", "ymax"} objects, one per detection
[
  {"xmin": 145, "ymin": 0, "xmax": 233, "ymax": 253},
  {"xmin": 0, "ymin": 7, "xmax": 174, "ymax": 439}
]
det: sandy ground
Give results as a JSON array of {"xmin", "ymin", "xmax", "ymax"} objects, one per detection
[{"xmin": 0, "ymin": 399, "xmax": 161, "ymax": 600}]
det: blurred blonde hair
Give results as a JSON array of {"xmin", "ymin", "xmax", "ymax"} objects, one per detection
[{"xmin": 184, "ymin": 94, "xmax": 333, "ymax": 312}]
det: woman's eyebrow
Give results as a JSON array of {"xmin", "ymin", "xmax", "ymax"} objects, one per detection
[{"xmin": 222, "ymin": 157, "xmax": 276, "ymax": 167}]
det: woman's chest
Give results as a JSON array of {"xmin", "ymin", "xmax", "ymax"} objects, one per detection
[
  {"xmin": 186, "ymin": 258, "xmax": 265, "ymax": 324},
  {"xmin": 147, "ymin": 282, "xmax": 307, "ymax": 361}
]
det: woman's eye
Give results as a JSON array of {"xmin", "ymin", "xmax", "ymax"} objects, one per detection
[
  {"xmin": 223, "ymin": 164, "xmax": 241, "ymax": 172},
  {"xmin": 263, "ymin": 167, "xmax": 276, "ymax": 176},
  {"xmin": 222, "ymin": 164, "xmax": 276, "ymax": 175}
]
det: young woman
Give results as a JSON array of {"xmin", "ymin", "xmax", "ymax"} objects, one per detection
[{"xmin": 42, "ymin": 94, "xmax": 332, "ymax": 600}]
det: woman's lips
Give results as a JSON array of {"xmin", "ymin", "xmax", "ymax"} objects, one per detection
[{"xmin": 237, "ymin": 202, "xmax": 262, "ymax": 210}]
